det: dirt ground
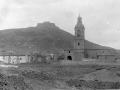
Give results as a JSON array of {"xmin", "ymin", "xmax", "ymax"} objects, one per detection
[{"xmin": 0, "ymin": 63, "xmax": 120, "ymax": 90}]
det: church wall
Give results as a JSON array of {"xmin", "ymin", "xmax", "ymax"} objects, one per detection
[
  {"xmin": 74, "ymin": 52, "xmax": 84, "ymax": 61},
  {"xmin": 98, "ymin": 55, "xmax": 115, "ymax": 63},
  {"xmin": 84, "ymin": 50, "xmax": 98, "ymax": 59},
  {"xmin": 96, "ymin": 49, "xmax": 115, "ymax": 63},
  {"xmin": 74, "ymin": 40, "xmax": 84, "ymax": 50},
  {"xmin": 97, "ymin": 49, "xmax": 114, "ymax": 55},
  {"xmin": 84, "ymin": 49, "xmax": 115, "ymax": 63}
]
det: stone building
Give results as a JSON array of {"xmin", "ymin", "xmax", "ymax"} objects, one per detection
[
  {"xmin": 30, "ymin": 53, "xmax": 48, "ymax": 63},
  {"xmin": 63, "ymin": 15, "xmax": 115, "ymax": 63},
  {"xmin": 96, "ymin": 49, "xmax": 115, "ymax": 63}
]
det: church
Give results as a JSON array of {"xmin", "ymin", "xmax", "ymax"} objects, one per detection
[{"xmin": 62, "ymin": 15, "xmax": 115, "ymax": 63}]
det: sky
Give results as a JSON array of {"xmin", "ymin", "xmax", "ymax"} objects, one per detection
[{"xmin": 0, "ymin": 0, "xmax": 120, "ymax": 49}]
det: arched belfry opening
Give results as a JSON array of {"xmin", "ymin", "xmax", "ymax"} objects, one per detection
[{"xmin": 67, "ymin": 56, "xmax": 72, "ymax": 60}]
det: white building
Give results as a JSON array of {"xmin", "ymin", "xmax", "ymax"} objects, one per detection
[{"xmin": 0, "ymin": 53, "xmax": 30, "ymax": 64}]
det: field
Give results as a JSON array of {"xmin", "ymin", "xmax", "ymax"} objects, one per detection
[{"xmin": 0, "ymin": 63, "xmax": 120, "ymax": 90}]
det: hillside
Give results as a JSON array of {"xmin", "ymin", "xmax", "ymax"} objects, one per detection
[{"xmin": 0, "ymin": 21, "xmax": 116, "ymax": 54}]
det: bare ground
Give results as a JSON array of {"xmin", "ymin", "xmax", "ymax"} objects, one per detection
[{"xmin": 0, "ymin": 64, "xmax": 120, "ymax": 90}]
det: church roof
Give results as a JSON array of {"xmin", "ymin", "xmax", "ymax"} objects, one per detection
[{"xmin": 84, "ymin": 40, "xmax": 114, "ymax": 50}]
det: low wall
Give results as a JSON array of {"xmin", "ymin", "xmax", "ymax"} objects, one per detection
[{"xmin": 58, "ymin": 59, "xmax": 120, "ymax": 66}]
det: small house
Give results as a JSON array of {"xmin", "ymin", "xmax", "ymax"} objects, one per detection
[{"xmin": 0, "ymin": 53, "xmax": 30, "ymax": 64}]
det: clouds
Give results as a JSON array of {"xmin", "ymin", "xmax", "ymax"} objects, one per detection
[
  {"xmin": 0, "ymin": 0, "xmax": 25, "ymax": 29},
  {"xmin": 80, "ymin": 0, "xmax": 120, "ymax": 49},
  {"xmin": 0, "ymin": 0, "xmax": 120, "ymax": 49}
]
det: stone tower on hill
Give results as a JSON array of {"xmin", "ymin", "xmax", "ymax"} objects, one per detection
[{"xmin": 74, "ymin": 15, "xmax": 85, "ymax": 61}]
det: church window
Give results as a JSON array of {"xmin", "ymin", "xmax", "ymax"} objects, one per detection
[
  {"xmin": 77, "ymin": 30, "xmax": 81, "ymax": 37},
  {"xmin": 78, "ymin": 43, "xmax": 80, "ymax": 46},
  {"xmin": 105, "ymin": 56, "xmax": 107, "ymax": 59}
]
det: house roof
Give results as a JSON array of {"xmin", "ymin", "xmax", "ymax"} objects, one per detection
[{"xmin": 0, "ymin": 52, "xmax": 30, "ymax": 56}]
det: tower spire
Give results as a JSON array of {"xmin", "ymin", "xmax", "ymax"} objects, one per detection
[
  {"xmin": 77, "ymin": 14, "xmax": 82, "ymax": 22},
  {"xmin": 75, "ymin": 14, "xmax": 84, "ymax": 28},
  {"xmin": 78, "ymin": 12, "xmax": 80, "ymax": 17}
]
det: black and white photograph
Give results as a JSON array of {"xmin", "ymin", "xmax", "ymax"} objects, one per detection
[{"xmin": 0, "ymin": 0, "xmax": 120, "ymax": 90}]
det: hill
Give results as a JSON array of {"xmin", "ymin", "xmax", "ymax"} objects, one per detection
[{"xmin": 0, "ymin": 21, "xmax": 116, "ymax": 54}]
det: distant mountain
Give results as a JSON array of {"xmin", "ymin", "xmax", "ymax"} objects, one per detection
[{"xmin": 0, "ymin": 21, "xmax": 117, "ymax": 55}]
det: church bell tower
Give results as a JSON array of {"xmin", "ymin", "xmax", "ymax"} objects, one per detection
[{"xmin": 74, "ymin": 15, "xmax": 85, "ymax": 61}]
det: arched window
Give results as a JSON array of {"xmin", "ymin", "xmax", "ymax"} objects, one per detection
[{"xmin": 77, "ymin": 30, "xmax": 81, "ymax": 37}]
